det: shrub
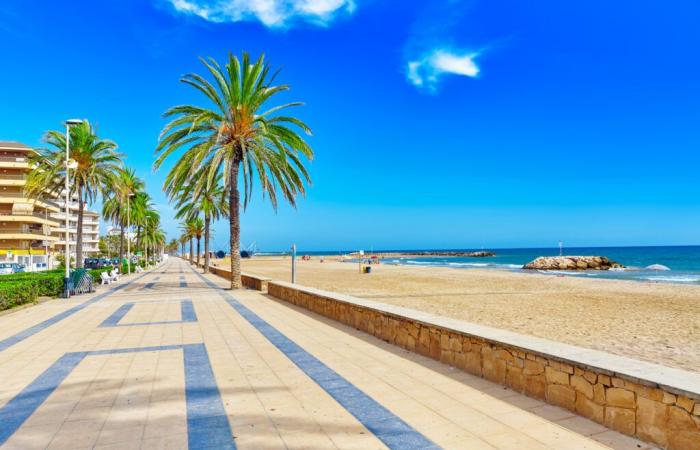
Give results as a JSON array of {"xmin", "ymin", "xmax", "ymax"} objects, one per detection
[
  {"xmin": 0, "ymin": 280, "xmax": 39, "ymax": 311},
  {"xmin": 0, "ymin": 272, "xmax": 63, "ymax": 297}
]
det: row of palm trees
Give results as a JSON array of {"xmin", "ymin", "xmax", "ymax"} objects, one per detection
[
  {"xmin": 26, "ymin": 121, "xmax": 166, "ymax": 268},
  {"xmin": 155, "ymin": 52, "xmax": 314, "ymax": 289},
  {"xmin": 104, "ymin": 168, "xmax": 166, "ymax": 265}
]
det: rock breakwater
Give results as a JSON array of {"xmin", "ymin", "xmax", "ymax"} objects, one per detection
[{"xmin": 523, "ymin": 256, "xmax": 623, "ymax": 271}]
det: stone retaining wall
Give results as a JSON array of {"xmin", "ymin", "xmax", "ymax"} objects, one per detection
[
  {"xmin": 265, "ymin": 280, "xmax": 700, "ymax": 450},
  {"xmin": 192, "ymin": 262, "xmax": 271, "ymax": 292}
]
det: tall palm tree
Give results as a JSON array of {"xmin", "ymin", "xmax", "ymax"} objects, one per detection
[
  {"xmin": 141, "ymin": 209, "xmax": 163, "ymax": 265},
  {"xmin": 102, "ymin": 168, "xmax": 144, "ymax": 261},
  {"xmin": 167, "ymin": 170, "xmax": 227, "ymax": 273},
  {"xmin": 27, "ymin": 121, "xmax": 122, "ymax": 268},
  {"xmin": 186, "ymin": 217, "xmax": 204, "ymax": 266},
  {"xmin": 179, "ymin": 234, "xmax": 188, "ymax": 257},
  {"xmin": 166, "ymin": 238, "xmax": 179, "ymax": 255},
  {"xmin": 155, "ymin": 52, "xmax": 313, "ymax": 288},
  {"xmin": 130, "ymin": 192, "xmax": 153, "ymax": 252},
  {"xmin": 180, "ymin": 221, "xmax": 195, "ymax": 263}
]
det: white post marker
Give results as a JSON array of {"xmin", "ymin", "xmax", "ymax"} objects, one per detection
[
  {"xmin": 358, "ymin": 250, "xmax": 364, "ymax": 273},
  {"xmin": 291, "ymin": 244, "xmax": 297, "ymax": 284}
]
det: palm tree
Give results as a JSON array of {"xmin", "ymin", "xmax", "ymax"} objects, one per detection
[
  {"xmin": 166, "ymin": 238, "xmax": 179, "ymax": 255},
  {"xmin": 186, "ymin": 217, "xmax": 204, "ymax": 266},
  {"xmin": 167, "ymin": 170, "xmax": 227, "ymax": 273},
  {"xmin": 179, "ymin": 234, "xmax": 188, "ymax": 257},
  {"xmin": 141, "ymin": 209, "xmax": 164, "ymax": 265},
  {"xmin": 130, "ymin": 192, "xmax": 153, "ymax": 252},
  {"xmin": 102, "ymin": 168, "xmax": 144, "ymax": 262},
  {"xmin": 180, "ymin": 221, "xmax": 195, "ymax": 263},
  {"xmin": 27, "ymin": 121, "xmax": 123, "ymax": 268},
  {"xmin": 155, "ymin": 52, "xmax": 313, "ymax": 288}
]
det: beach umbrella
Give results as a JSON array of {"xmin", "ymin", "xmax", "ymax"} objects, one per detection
[{"xmin": 645, "ymin": 264, "xmax": 670, "ymax": 271}]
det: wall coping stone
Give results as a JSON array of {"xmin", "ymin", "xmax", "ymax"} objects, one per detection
[
  {"xmin": 241, "ymin": 272, "xmax": 272, "ymax": 282},
  {"xmin": 268, "ymin": 279, "xmax": 700, "ymax": 400},
  {"xmin": 199, "ymin": 263, "xmax": 272, "ymax": 282}
]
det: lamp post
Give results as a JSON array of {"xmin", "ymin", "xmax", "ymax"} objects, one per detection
[
  {"xmin": 126, "ymin": 192, "xmax": 135, "ymax": 274},
  {"xmin": 291, "ymin": 244, "xmax": 296, "ymax": 284},
  {"xmin": 63, "ymin": 119, "xmax": 82, "ymax": 298}
]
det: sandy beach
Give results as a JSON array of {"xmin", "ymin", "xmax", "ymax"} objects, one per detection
[{"xmin": 230, "ymin": 256, "xmax": 700, "ymax": 372}]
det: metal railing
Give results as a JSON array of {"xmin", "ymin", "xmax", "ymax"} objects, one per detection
[
  {"xmin": 0, "ymin": 156, "xmax": 28, "ymax": 163},
  {"xmin": 0, "ymin": 227, "xmax": 50, "ymax": 237},
  {"xmin": 0, "ymin": 211, "xmax": 61, "ymax": 222},
  {"xmin": 0, "ymin": 174, "xmax": 27, "ymax": 180},
  {"xmin": 0, "ymin": 192, "xmax": 61, "ymax": 208}
]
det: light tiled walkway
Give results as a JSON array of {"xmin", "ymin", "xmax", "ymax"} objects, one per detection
[{"xmin": 0, "ymin": 258, "xmax": 657, "ymax": 449}]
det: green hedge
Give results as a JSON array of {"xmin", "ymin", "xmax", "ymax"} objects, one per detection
[
  {"xmin": 0, "ymin": 263, "xmax": 147, "ymax": 312},
  {"xmin": 0, "ymin": 272, "xmax": 64, "ymax": 297},
  {"xmin": 0, "ymin": 266, "xmax": 120, "ymax": 312},
  {"xmin": 0, "ymin": 280, "xmax": 39, "ymax": 310}
]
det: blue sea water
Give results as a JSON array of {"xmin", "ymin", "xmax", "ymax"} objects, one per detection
[{"xmin": 258, "ymin": 246, "xmax": 700, "ymax": 285}]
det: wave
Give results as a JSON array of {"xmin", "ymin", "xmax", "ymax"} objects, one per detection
[
  {"xmin": 448, "ymin": 262, "xmax": 488, "ymax": 267},
  {"xmin": 641, "ymin": 275, "xmax": 700, "ymax": 283}
]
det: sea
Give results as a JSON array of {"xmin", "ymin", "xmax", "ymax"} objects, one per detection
[{"xmin": 257, "ymin": 246, "xmax": 700, "ymax": 285}]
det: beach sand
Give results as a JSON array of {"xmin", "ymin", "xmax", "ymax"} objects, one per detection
[{"xmin": 230, "ymin": 256, "xmax": 700, "ymax": 372}]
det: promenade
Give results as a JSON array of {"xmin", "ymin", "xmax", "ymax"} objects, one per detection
[{"xmin": 0, "ymin": 258, "xmax": 656, "ymax": 449}]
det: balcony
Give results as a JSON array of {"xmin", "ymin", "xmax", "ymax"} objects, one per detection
[
  {"xmin": 0, "ymin": 156, "xmax": 30, "ymax": 169},
  {"xmin": 0, "ymin": 174, "xmax": 27, "ymax": 186},
  {"xmin": 0, "ymin": 211, "xmax": 61, "ymax": 226},
  {"xmin": 0, "ymin": 193, "xmax": 60, "ymax": 212},
  {"xmin": 0, "ymin": 226, "xmax": 58, "ymax": 241}
]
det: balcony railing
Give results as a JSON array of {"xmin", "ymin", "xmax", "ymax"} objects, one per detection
[
  {"xmin": 0, "ymin": 156, "xmax": 28, "ymax": 163},
  {"xmin": 0, "ymin": 211, "xmax": 61, "ymax": 222},
  {"xmin": 0, "ymin": 174, "xmax": 27, "ymax": 180},
  {"xmin": 0, "ymin": 227, "xmax": 51, "ymax": 237},
  {"xmin": 0, "ymin": 192, "xmax": 60, "ymax": 208}
]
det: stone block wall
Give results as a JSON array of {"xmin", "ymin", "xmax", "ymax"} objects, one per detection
[
  {"xmin": 267, "ymin": 281, "xmax": 700, "ymax": 450},
  {"xmin": 192, "ymin": 261, "xmax": 271, "ymax": 292}
]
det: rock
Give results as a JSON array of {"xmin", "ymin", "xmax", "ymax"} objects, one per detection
[
  {"xmin": 523, "ymin": 256, "xmax": 624, "ymax": 271},
  {"xmin": 465, "ymin": 251, "xmax": 496, "ymax": 257},
  {"xmin": 404, "ymin": 251, "xmax": 496, "ymax": 257},
  {"xmin": 606, "ymin": 387, "xmax": 636, "ymax": 409}
]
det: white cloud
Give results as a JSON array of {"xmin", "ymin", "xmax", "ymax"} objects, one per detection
[
  {"xmin": 407, "ymin": 49, "xmax": 480, "ymax": 91},
  {"xmin": 166, "ymin": 0, "xmax": 356, "ymax": 28}
]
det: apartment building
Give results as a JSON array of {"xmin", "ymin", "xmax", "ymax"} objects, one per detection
[
  {"xmin": 0, "ymin": 141, "xmax": 102, "ymax": 270},
  {"xmin": 51, "ymin": 199, "xmax": 101, "ymax": 262},
  {"xmin": 0, "ymin": 141, "xmax": 60, "ymax": 269}
]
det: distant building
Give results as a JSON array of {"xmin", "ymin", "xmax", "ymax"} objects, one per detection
[
  {"xmin": 107, "ymin": 225, "xmax": 134, "ymax": 240},
  {"xmin": 50, "ymin": 196, "xmax": 101, "ymax": 262},
  {"xmin": 0, "ymin": 141, "xmax": 102, "ymax": 270},
  {"xmin": 0, "ymin": 142, "xmax": 60, "ymax": 269}
]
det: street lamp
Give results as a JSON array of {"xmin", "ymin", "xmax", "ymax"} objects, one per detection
[
  {"xmin": 126, "ymin": 192, "xmax": 135, "ymax": 274},
  {"xmin": 63, "ymin": 119, "xmax": 83, "ymax": 298}
]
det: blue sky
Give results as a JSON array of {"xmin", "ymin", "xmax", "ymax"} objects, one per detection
[{"xmin": 1, "ymin": 0, "xmax": 699, "ymax": 251}]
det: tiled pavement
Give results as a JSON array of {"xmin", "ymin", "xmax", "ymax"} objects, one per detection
[{"xmin": 0, "ymin": 259, "xmax": 659, "ymax": 449}]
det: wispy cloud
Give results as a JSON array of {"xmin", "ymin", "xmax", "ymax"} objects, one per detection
[
  {"xmin": 165, "ymin": 0, "xmax": 356, "ymax": 28},
  {"xmin": 403, "ymin": 1, "xmax": 486, "ymax": 92},
  {"xmin": 407, "ymin": 49, "xmax": 479, "ymax": 91}
]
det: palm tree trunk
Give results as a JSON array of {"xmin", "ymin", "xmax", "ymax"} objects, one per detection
[
  {"xmin": 189, "ymin": 238, "xmax": 193, "ymax": 263},
  {"xmin": 204, "ymin": 215, "xmax": 211, "ymax": 274},
  {"xmin": 196, "ymin": 237, "xmax": 201, "ymax": 267},
  {"xmin": 76, "ymin": 186, "xmax": 85, "ymax": 268},
  {"xmin": 229, "ymin": 161, "xmax": 241, "ymax": 289}
]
